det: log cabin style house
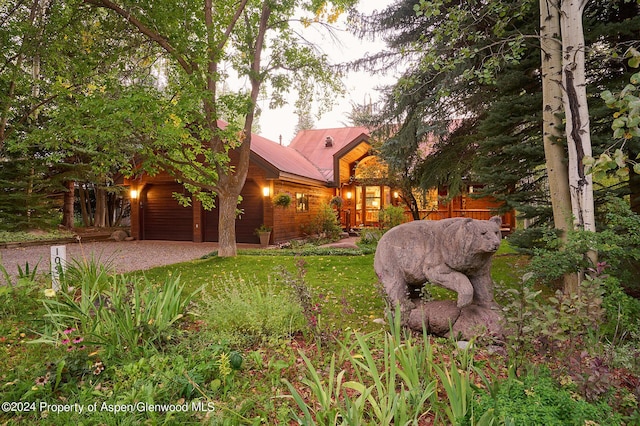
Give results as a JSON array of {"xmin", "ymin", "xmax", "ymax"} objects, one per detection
[{"xmin": 125, "ymin": 126, "xmax": 515, "ymax": 245}]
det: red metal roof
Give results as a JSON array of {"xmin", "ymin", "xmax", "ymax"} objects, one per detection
[
  {"xmin": 249, "ymin": 132, "xmax": 329, "ymax": 183},
  {"xmin": 289, "ymin": 127, "xmax": 370, "ymax": 182},
  {"xmin": 218, "ymin": 120, "xmax": 370, "ymax": 185}
]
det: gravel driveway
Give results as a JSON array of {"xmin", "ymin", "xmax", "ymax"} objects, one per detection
[{"xmin": 0, "ymin": 240, "xmax": 226, "ymax": 283}]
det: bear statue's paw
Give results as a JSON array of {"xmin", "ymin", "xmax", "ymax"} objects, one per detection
[{"xmin": 456, "ymin": 292, "xmax": 473, "ymax": 308}]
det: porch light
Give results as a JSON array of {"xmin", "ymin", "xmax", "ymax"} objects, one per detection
[
  {"xmin": 346, "ymin": 191, "xmax": 352, "ymax": 200},
  {"xmin": 130, "ymin": 189, "xmax": 138, "ymax": 200},
  {"xmin": 262, "ymin": 186, "xmax": 270, "ymax": 197},
  {"xmin": 393, "ymin": 191, "xmax": 399, "ymax": 199}
]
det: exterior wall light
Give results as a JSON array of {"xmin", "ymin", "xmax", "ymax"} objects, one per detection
[
  {"xmin": 262, "ymin": 186, "xmax": 270, "ymax": 197},
  {"xmin": 130, "ymin": 189, "xmax": 138, "ymax": 199}
]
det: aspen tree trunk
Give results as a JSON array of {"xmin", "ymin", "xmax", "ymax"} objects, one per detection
[
  {"xmin": 561, "ymin": 0, "xmax": 595, "ymax": 233},
  {"xmin": 560, "ymin": 0, "xmax": 597, "ymax": 292},
  {"xmin": 540, "ymin": 0, "xmax": 579, "ymax": 293}
]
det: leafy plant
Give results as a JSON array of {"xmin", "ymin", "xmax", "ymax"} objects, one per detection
[
  {"xmin": 474, "ymin": 368, "xmax": 623, "ymax": 425},
  {"xmin": 357, "ymin": 227, "xmax": 383, "ymax": 246},
  {"xmin": 34, "ymin": 269, "xmax": 197, "ymax": 360},
  {"xmin": 283, "ymin": 308, "xmax": 438, "ymax": 425},
  {"xmin": 197, "ymin": 273, "xmax": 305, "ymax": 347},
  {"xmin": 254, "ymin": 224, "xmax": 272, "ymax": 234},
  {"xmin": 301, "ymin": 203, "xmax": 342, "ymax": 242},
  {"xmin": 329, "ymin": 195, "xmax": 343, "ymax": 209},
  {"xmin": 378, "ymin": 205, "xmax": 406, "ymax": 231},
  {"xmin": 272, "ymin": 192, "xmax": 292, "ymax": 208}
]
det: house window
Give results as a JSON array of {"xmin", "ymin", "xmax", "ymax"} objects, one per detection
[{"xmin": 296, "ymin": 193, "xmax": 309, "ymax": 212}]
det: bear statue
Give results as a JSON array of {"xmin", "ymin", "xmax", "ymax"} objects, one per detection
[{"xmin": 374, "ymin": 216, "xmax": 503, "ymax": 339}]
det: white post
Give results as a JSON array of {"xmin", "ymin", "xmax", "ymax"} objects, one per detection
[{"xmin": 50, "ymin": 245, "xmax": 66, "ymax": 291}]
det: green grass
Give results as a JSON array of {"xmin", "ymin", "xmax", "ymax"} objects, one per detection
[
  {"xmin": 134, "ymin": 241, "xmax": 527, "ymax": 333},
  {"xmin": 137, "ymin": 253, "xmax": 384, "ymax": 333}
]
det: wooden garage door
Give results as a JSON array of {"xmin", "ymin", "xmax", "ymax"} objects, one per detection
[
  {"xmin": 204, "ymin": 180, "xmax": 263, "ymax": 243},
  {"xmin": 142, "ymin": 183, "xmax": 193, "ymax": 241}
]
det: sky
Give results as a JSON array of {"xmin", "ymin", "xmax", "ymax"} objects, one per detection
[{"xmin": 256, "ymin": 0, "xmax": 396, "ymax": 144}]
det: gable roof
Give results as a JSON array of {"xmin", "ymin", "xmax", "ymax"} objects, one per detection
[
  {"xmin": 249, "ymin": 133, "xmax": 329, "ymax": 184},
  {"xmin": 289, "ymin": 127, "xmax": 370, "ymax": 184}
]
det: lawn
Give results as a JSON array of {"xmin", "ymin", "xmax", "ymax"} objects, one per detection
[{"xmin": 0, "ymin": 241, "xmax": 635, "ymax": 425}]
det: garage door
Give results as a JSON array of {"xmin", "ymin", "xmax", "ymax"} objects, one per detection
[
  {"xmin": 142, "ymin": 183, "xmax": 193, "ymax": 241},
  {"xmin": 204, "ymin": 180, "xmax": 263, "ymax": 243}
]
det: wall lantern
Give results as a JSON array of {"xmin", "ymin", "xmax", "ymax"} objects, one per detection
[
  {"xmin": 393, "ymin": 191, "xmax": 399, "ymax": 199},
  {"xmin": 262, "ymin": 186, "xmax": 270, "ymax": 197},
  {"xmin": 346, "ymin": 191, "xmax": 352, "ymax": 200},
  {"xmin": 130, "ymin": 189, "xmax": 138, "ymax": 200}
]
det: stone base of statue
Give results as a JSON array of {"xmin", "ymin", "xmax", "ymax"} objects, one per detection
[{"xmin": 406, "ymin": 300, "xmax": 504, "ymax": 342}]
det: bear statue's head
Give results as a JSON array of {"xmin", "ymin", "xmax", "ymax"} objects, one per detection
[{"xmin": 458, "ymin": 216, "xmax": 502, "ymax": 257}]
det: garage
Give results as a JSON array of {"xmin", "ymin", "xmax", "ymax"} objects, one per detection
[
  {"xmin": 141, "ymin": 183, "xmax": 193, "ymax": 241},
  {"xmin": 204, "ymin": 180, "xmax": 264, "ymax": 243}
]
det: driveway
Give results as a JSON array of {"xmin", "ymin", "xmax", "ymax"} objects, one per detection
[{"xmin": 0, "ymin": 240, "xmax": 229, "ymax": 284}]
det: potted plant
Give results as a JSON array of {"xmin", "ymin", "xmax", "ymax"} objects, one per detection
[
  {"xmin": 330, "ymin": 195, "xmax": 343, "ymax": 209},
  {"xmin": 255, "ymin": 224, "xmax": 272, "ymax": 247},
  {"xmin": 272, "ymin": 192, "xmax": 292, "ymax": 208}
]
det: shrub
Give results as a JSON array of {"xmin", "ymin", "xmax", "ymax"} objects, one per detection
[
  {"xmin": 358, "ymin": 227, "xmax": 383, "ymax": 246},
  {"xmin": 301, "ymin": 203, "xmax": 342, "ymax": 242},
  {"xmin": 378, "ymin": 205, "xmax": 406, "ymax": 231},
  {"xmin": 474, "ymin": 368, "xmax": 623, "ymax": 425},
  {"xmin": 197, "ymin": 274, "xmax": 305, "ymax": 346}
]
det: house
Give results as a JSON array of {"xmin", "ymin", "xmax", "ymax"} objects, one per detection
[{"xmin": 125, "ymin": 126, "xmax": 514, "ymax": 244}]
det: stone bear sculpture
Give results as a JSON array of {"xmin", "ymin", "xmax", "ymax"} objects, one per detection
[{"xmin": 374, "ymin": 216, "xmax": 502, "ymax": 318}]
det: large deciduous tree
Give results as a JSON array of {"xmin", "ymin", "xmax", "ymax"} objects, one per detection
[{"xmin": 84, "ymin": 0, "xmax": 355, "ymax": 257}]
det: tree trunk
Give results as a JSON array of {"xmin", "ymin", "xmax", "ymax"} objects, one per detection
[
  {"xmin": 540, "ymin": 0, "xmax": 578, "ymax": 292},
  {"xmin": 561, "ymin": 0, "xmax": 595, "ymax": 233},
  {"xmin": 79, "ymin": 184, "xmax": 91, "ymax": 226},
  {"xmin": 629, "ymin": 146, "xmax": 640, "ymax": 215},
  {"xmin": 215, "ymin": 1, "xmax": 270, "ymax": 257},
  {"xmin": 216, "ymin": 186, "xmax": 240, "ymax": 257},
  {"xmin": 561, "ymin": 0, "xmax": 597, "ymax": 290},
  {"xmin": 61, "ymin": 180, "xmax": 75, "ymax": 228},
  {"xmin": 94, "ymin": 186, "xmax": 107, "ymax": 227}
]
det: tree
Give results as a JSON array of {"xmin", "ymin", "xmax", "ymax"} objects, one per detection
[
  {"xmin": 1, "ymin": 1, "xmax": 154, "ymax": 230},
  {"xmin": 560, "ymin": 0, "xmax": 596, "ymax": 234},
  {"xmin": 540, "ymin": 0, "xmax": 573, "ymax": 239},
  {"xmin": 356, "ymin": 0, "xmax": 638, "ymax": 290},
  {"xmin": 83, "ymin": 0, "xmax": 356, "ymax": 257}
]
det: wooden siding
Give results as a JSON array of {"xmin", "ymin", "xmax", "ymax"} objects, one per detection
[
  {"xmin": 141, "ymin": 183, "xmax": 193, "ymax": 241},
  {"xmin": 270, "ymin": 182, "xmax": 334, "ymax": 242}
]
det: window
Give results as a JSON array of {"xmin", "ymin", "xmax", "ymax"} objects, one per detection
[{"xmin": 296, "ymin": 193, "xmax": 309, "ymax": 212}]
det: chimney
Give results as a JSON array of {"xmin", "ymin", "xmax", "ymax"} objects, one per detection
[{"xmin": 324, "ymin": 136, "xmax": 334, "ymax": 147}]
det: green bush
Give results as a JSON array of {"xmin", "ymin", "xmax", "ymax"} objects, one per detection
[
  {"xmin": 358, "ymin": 227, "xmax": 383, "ymax": 246},
  {"xmin": 600, "ymin": 276, "xmax": 640, "ymax": 341},
  {"xmin": 474, "ymin": 368, "xmax": 623, "ymax": 425},
  {"xmin": 301, "ymin": 203, "xmax": 342, "ymax": 242},
  {"xmin": 197, "ymin": 274, "xmax": 305, "ymax": 346},
  {"xmin": 378, "ymin": 205, "xmax": 406, "ymax": 231}
]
